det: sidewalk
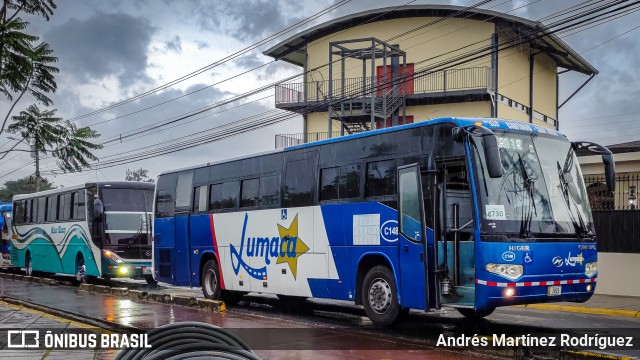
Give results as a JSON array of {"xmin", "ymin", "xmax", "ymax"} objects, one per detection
[{"xmin": 517, "ymin": 294, "xmax": 640, "ymax": 318}]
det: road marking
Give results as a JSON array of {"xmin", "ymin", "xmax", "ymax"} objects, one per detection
[
  {"xmin": 0, "ymin": 300, "xmax": 111, "ymax": 332},
  {"xmin": 516, "ymin": 303, "xmax": 640, "ymax": 318}
]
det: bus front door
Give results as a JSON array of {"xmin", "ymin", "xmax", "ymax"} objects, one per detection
[{"xmin": 397, "ymin": 164, "xmax": 428, "ymax": 310}]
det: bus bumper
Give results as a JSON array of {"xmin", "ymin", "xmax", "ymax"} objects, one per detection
[
  {"xmin": 476, "ymin": 278, "xmax": 596, "ymax": 310},
  {"xmin": 104, "ymin": 262, "xmax": 153, "ymax": 279}
]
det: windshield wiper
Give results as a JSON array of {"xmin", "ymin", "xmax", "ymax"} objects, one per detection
[
  {"xmin": 556, "ymin": 161, "xmax": 591, "ymax": 239},
  {"xmin": 518, "ymin": 154, "xmax": 537, "ymax": 239}
]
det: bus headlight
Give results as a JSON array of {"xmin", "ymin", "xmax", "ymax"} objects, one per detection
[
  {"xmin": 585, "ymin": 262, "xmax": 597, "ymax": 277},
  {"xmin": 103, "ymin": 250, "xmax": 124, "ymax": 264},
  {"xmin": 486, "ymin": 263, "xmax": 523, "ymax": 281}
]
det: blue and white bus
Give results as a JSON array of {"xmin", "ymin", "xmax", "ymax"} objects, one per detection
[
  {"xmin": 12, "ymin": 182, "xmax": 155, "ymax": 284},
  {"xmin": 153, "ymin": 117, "xmax": 614, "ymax": 326},
  {"xmin": 1, "ymin": 203, "xmax": 13, "ymax": 269}
]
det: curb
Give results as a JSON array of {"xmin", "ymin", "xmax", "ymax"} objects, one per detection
[
  {"xmin": 520, "ymin": 304, "xmax": 640, "ymax": 319},
  {"xmin": 172, "ymin": 295, "xmax": 197, "ymax": 307}
]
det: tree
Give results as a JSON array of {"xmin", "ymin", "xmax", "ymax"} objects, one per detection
[
  {"xmin": 7, "ymin": 104, "xmax": 103, "ymax": 191},
  {"xmin": 126, "ymin": 168, "xmax": 155, "ymax": 183},
  {"xmin": 1, "ymin": 0, "xmax": 58, "ymax": 135},
  {"xmin": 0, "ymin": 175, "xmax": 54, "ymax": 201}
]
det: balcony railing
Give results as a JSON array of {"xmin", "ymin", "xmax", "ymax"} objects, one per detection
[
  {"xmin": 275, "ymin": 66, "xmax": 494, "ymax": 105},
  {"xmin": 275, "ymin": 132, "xmax": 343, "ymax": 149}
]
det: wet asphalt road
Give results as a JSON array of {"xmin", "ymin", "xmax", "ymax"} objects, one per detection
[{"xmin": 1, "ymin": 274, "xmax": 640, "ymax": 359}]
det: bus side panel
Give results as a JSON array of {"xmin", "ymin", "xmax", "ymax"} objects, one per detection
[
  {"xmin": 12, "ymin": 225, "xmax": 64, "ymax": 273},
  {"xmin": 59, "ymin": 225, "xmax": 100, "ymax": 277},
  {"xmin": 188, "ymin": 213, "xmax": 214, "ymax": 287},
  {"xmin": 318, "ymin": 203, "xmax": 401, "ymax": 302},
  {"xmin": 153, "ymin": 217, "xmax": 177, "ymax": 284}
]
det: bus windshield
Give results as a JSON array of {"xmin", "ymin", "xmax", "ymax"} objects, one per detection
[
  {"xmin": 471, "ymin": 131, "xmax": 593, "ymax": 239},
  {"xmin": 101, "ymin": 188, "xmax": 153, "ymax": 249}
]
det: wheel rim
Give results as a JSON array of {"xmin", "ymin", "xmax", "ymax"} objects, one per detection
[
  {"xmin": 368, "ymin": 277, "xmax": 392, "ymax": 314},
  {"xmin": 76, "ymin": 261, "xmax": 86, "ymax": 283},
  {"xmin": 203, "ymin": 269, "xmax": 218, "ymax": 296}
]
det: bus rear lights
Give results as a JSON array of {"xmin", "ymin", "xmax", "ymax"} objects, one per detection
[
  {"xmin": 103, "ymin": 249, "xmax": 124, "ymax": 264},
  {"xmin": 585, "ymin": 262, "xmax": 597, "ymax": 277},
  {"xmin": 503, "ymin": 287, "xmax": 516, "ymax": 297},
  {"xmin": 486, "ymin": 263, "xmax": 523, "ymax": 281}
]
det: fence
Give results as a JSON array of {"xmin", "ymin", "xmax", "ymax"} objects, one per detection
[
  {"xmin": 584, "ymin": 174, "xmax": 640, "ymax": 210},
  {"xmin": 275, "ymin": 66, "xmax": 495, "ymax": 105},
  {"xmin": 275, "ymin": 132, "xmax": 344, "ymax": 149}
]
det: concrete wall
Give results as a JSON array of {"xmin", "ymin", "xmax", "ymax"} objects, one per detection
[{"xmin": 595, "ymin": 252, "xmax": 640, "ymax": 296}]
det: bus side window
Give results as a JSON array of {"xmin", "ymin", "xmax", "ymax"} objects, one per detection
[
  {"xmin": 58, "ymin": 193, "xmax": 71, "ymax": 221},
  {"xmin": 26, "ymin": 199, "xmax": 33, "ymax": 224},
  {"xmin": 209, "ymin": 184, "xmax": 223, "ymax": 211},
  {"xmin": 156, "ymin": 173, "xmax": 178, "ymax": 218},
  {"xmin": 13, "ymin": 201, "xmax": 24, "ymax": 225},
  {"xmin": 240, "ymin": 178, "xmax": 259, "ymax": 208},
  {"xmin": 320, "ymin": 167, "xmax": 339, "ymax": 201},
  {"xmin": 260, "ymin": 175, "xmax": 279, "ymax": 207},
  {"xmin": 340, "ymin": 164, "xmax": 361, "ymax": 198},
  {"xmin": 284, "ymin": 158, "xmax": 315, "ymax": 207},
  {"xmin": 36, "ymin": 197, "xmax": 46, "ymax": 223},
  {"xmin": 45, "ymin": 196, "xmax": 55, "ymax": 222},
  {"xmin": 193, "ymin": 185, "xmax": 208, "ymax": 213},
  {"xmin": 72, "ymin": 191, "xmax": 86, "ymax": 221},
  {"xmin": 366, "ymin": 160, "xmax": 397, "ymax": 197},
  {"xmin": 175, "ymin": 172, "xmax": 194, "ymax": 210}
]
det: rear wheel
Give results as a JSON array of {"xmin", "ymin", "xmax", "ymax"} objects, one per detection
[
  {"xmin": 362, "ymin": 265, "xmax": 401, "ymax": 327},
  {"xmin": 457, "ymin": 307, "xmax": 495, "ymax": 319},
  {"xmin": 201, "ymin": 259, "xmax": 221, "ymax": 300}
]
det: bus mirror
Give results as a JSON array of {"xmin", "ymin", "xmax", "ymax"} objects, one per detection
[
  {"xmin": 93, "ymin": 198, "xmax": 104, "ymax": 222},
  {"xmin": 482, "ymin": 134, "xmax": 504, "ymax": 178},
  {"xmin": 572, "ymin": 141, "xmax": 615, "ymax": 193},
  {"xmin": 453, "ymin": 125, "xmax": 503, "ymax": 178},
  {"xmin": 603, "ymin": 154, "xmax": 615, "ymax": 193}
]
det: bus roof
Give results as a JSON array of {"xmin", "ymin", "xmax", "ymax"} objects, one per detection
[
  {"xmin": 158, "ymin": 117, "xmax": 566, "ymax": 177},
  {"xmin": 12, "ymin": 181, "xmax": 155, "ymax": 201}
]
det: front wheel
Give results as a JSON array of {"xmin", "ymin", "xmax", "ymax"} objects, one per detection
[
  {"xmin": 75, "ymin": 256, "xmax": 96, "ymax": 284},
  {"xmin": 457, "ymin": 307, "xmax": 495, "ymax": 319},
  {"xmin": 25, "ymin": 253, "xmax": 33, "ymax": 276},
  {"xmin": 362, "ymin": 265, "xmax": 402, "ymax": 327},
  {"xmin": 201, "ymin": 259, "xmax": 221, "ymax": 300},
  {"xmin": 144, "ymin": 275, "xmax": 158, "ymax": 285}
]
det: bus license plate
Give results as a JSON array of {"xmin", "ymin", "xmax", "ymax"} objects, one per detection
[
  {"xmin": 143, "ymin": 267, "xmax": 152, "ymax": 275},
  {"xmin": 548, "ymin": 285, "xmax": 562, "ymax": 296}
]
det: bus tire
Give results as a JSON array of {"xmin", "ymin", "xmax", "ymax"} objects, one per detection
[
  {"xmin": 75, "ymin": 255, "xmax": 96, "ymax": 285},
  {"xmin": 201, "ymin": 259, "xmax": 221, "ymax": 300},
  {"xmin": 144, "ymin": 275, "xmax": 158, "ymax": 285},
  {"xmin": 362, "ymin": 265, "xmax": 401, "ymax": 327},
  {"xmin": 457, "ymin": 307, "xmax": 495, "ymax": 319},
  {"xmin": 25, "ymin": 252, "xmax": 33, "ymax": 277}
]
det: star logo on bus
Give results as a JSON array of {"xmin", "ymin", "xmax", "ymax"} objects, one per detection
[{"xmin": 276, "ymin": 214, "xmax": 309, "ymax": 280}]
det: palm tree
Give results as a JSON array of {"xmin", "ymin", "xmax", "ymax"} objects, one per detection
[
  {"xmin": 1, "ymin": 41, "xmax": 58, "ymax": 135},
  {"xmin": 53, "ymin": 120, "xmax": 102, "ymax": 173},
  {"xmin": 8, "ymin": 104, "xmax": 103, "ymax": 191}
]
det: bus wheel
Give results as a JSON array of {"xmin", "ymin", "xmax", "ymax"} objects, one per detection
[
  {"xmin": 75, "ymin": 256, "xmax": 95, "ymax": 284},
  {"xmin": 362, "ymin": 265, "xmax": 401, "ymax": 327},
  {"xmin": 25, "ymin": 253, "xmax": 33, "ymax": 277},
  {"xmin": 201, "ymin": 259, "xmax": 221, "ymax": 300},
  {"xmin": 221, "ymin": 291, "xmax": 243, "ymax": 306},
  {"xmin": 144, "ymin": 275, "xmax": 158, "ymax": 285},
  {"xmin": 457, "ymin": 307, "xmax": 495, "ymax": 319}
]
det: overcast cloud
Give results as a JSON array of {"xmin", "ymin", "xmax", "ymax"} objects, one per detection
[{"xmin": 1, "ymin": 0, "xmax": 639, "ymax": 187}]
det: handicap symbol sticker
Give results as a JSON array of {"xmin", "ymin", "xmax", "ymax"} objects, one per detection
[
  {"xmin": 281, "ymin": 209, "xmax": 287, "ymax": 220},
  {"xmin": 524, "ymin": 251, "xmax": 533, "ymax": 264}
]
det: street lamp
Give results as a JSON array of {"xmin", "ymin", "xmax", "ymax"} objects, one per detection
[{"xmin": 629, "ymin": 185, "xmax": 636, "ymax": 210}]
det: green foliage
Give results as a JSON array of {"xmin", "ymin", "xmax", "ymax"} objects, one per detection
[
  {"xmin": 8, "ymin": 104, "xmax": 103, "ymax": 173},
  {"xmin": 125, "ymin": 168, "xmax": 155, "ymax": 183},
  {"xmin": 0, "ymin": 175, "xmax": 54, "ymax": 201},
  {"xmin": 1, "ymin": 1, "xmax": 59, "ymax": 135}
]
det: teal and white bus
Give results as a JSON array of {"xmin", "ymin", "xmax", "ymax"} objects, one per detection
[{"xmin": 11, "ymin": 181, "xmax": 155, "ymax": 284}]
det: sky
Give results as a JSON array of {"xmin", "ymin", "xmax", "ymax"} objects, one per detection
[{"xmin": 1, "ymin": 0, "xmax": 640, "ymax": 187}]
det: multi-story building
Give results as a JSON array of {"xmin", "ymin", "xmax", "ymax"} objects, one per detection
[{"xmin": 263, "ymin": 5, "xmax": 596, "ymax": 147}]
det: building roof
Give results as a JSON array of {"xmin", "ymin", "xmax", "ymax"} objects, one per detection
[
  {"xmin": 605, "ymin": 140, "xmax": 640, "ymax": 154},
  {"xmin": 263, "ymin": 4, "xmax": 597, "ymax": 75}
]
